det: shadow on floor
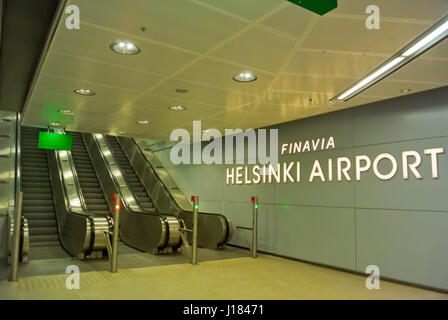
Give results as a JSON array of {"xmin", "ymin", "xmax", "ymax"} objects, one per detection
[{"xmin": 0, "ymin": 244, "xmax": 250, "ymax": 280}]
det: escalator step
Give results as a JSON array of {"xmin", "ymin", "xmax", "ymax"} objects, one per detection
[
  {"xmin": 85, "ymin": 199, "xmax": 107, "ymax": 205},
  {"xmin": 22, "ymin": 182, "xmax": 51, "ymax": 188},
  {"xmin": 80, "ymin": 182, "xmax": 100, "ymax": 188},
  {"xmin": 22, "ymin": 187, "xmax": 51, "ymax": 194},
  {"xmin": 29, "ymin": 235, "xmax": 59, "ymax": 243},
  {"xmin": 21, "ymin": 171, "xmax": 50, "ymax": 178},
  {"xmin": 30, "ymin": 227, "xmax": 58, "ymax": 236},
  {"xmin": 23, "ymin": 206, "xmax": 54, "ymax": 213},
  {"xmin": 22, "ymin": 176, "xmax": 50, "ymax": 183},
  {"xmin": 28, "ymin": 219, "xmax": 57, "ymax": 228},
  {"xmin": 86, "ymin": 204, "xmax": 109, "ymax": 211},
  {"xmin": 82, "ymin": 188, "xmax": 103, "ymax": 193},
  {"xmin": 135, "ymin": 192, "xmax": 149, "ymax": 197},
  {"xmin": 30, "ymin": 241, "xmax": 60, "ymax": 248},
  {"xmin": 83, "ymin": 193, "xmax": 104, "ymax": 199},
  {"xmin": 78, "ymin": 177, "xmax": 98, "ymax": 183},
  {"xmin": 22, "ymin": 199, "xmax": 53, "ymax": 206},
  {"xmin": 25, "ymin": 213, "xmax": 55, "ymax": 220},
  {"xmin": 24, "ymin": 193, "xmax": 53, "ymax": 200}
]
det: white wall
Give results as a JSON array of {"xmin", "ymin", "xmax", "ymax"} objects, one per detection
[{"xmin": 154, "ymin": 87, "xmax": 448, "ymax": 291}]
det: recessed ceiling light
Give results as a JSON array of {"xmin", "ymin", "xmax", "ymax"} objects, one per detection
[
  {"xmin": 168, "ymin": 105, "xmax": 186, "ymax": 111},
  {"xmin": 59, "ymin": 109, "xmax": 75, "ymax": 115},
  {"xmin": 332, "ymin": 13, "xmax": 448, "ymax": 101},
  {"xmin": 233, "ymin": 72, "xmax": 257, "ymax": 83},
  {"xmin": 136, "ymin": 120, "xmax": 151, "ymax": 125},
  {"xmin": 110, "ymin": 41, "xmax": 141, "ymax": 55},
  {"xmin": 74, "ymin": 88, "xmax": 96, "ymax": 96},
  {"xmin": 401, "ymin": 88, "xmax": 412, "ymax": 93}
]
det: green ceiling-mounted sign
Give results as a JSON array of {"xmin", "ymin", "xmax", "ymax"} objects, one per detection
[
  {"xmin": 38, "ymin": 132, "xmax": 72, "ymax": 151},
  {"xmin": 288, "ymin": 0, "xmax": 338, "ymax": 15}
]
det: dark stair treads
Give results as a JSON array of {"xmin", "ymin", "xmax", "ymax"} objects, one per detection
[
  {"xmin": 20, "ymin": 126, "xmax": 61, "ymax": 250},
  {"xmin": 67, "ymin": 131, "xmax": 110, "ymax": 216},
  {"xmin": 105, "ymin": 135, "xmax": 156, "ymax": 211}
]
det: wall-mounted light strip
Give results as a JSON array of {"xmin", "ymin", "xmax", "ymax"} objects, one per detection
[{"xmin": 332, "ymin": 14, "xmax": 448, "ymax": 102}]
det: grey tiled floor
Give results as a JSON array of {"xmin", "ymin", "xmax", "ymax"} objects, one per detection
[{"xmin": 0, "ymin": 244, "xmax": 249, "ymax": 280}]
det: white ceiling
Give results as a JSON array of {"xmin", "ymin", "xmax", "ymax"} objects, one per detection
[{"xmin": 22, "ymin": 0, "xmax": 448, "ymax": 140}]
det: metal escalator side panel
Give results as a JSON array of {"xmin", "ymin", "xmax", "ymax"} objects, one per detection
[
  {"xmin": 104, "ymin": 135, "xmax": 182, "ymax": 250},
  {"xmin": 117, "ymin": 138, "xmax": 185, "ymax": 215},
  {"xmin": 82, "ymin": 133, "xmax": 170, "ymax": 253},
  {"xmin": 120, "ymin": 137, "xmax": 232, "ymax": 249},
  {"xmin": 179, "ymin": 211, "xmax": 229, "ymax": 250},
  {"xmin": 47, "ymin": 147, "xmax": 91, "ymax": 255}
]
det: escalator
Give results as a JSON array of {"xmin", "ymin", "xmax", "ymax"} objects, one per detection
[
  {"xmin": 104, "ymin": 135, "xmax": 232, "ymax": 250},
  {"xmin": 106, "ymin": 136, "xmax": 155, "ymax": 211},
  {"xmin": 20, "ymin": 126, "xmax": 67, "ymax": 258},
  {"xmin": 83, "ymin": 133, "xmax": 182, "ymax": 254},
  {"xmin": 70, "ymin": 132, "xmax": 110, "ymax": 216},
  {"xmin": 15, "ymin": 127, "xmax": 111, "ymax": 260}
]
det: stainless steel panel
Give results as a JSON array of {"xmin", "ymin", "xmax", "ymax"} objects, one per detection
[
  {"xmin": 47, "ymin": 149, "xmax": 92, "ymax": 254},
  {"xmin": 124, "ymin": 137, "xmax": 232, "ymax": 249},
  {"xmin": 83, "ymin": 133, "xmax": 181, "ymax": 253},
  {"xmin": 47, "ymin": 131, "xmax": 111, "ymax": 257}
]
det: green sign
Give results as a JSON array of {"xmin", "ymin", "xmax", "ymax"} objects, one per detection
[
  {"xmin": 288, "ymin": 0, "xmax": 338, "ymax": 15},
  {"xmin": 38, "ymin": 132, "xmax": 72, "ymax": 151}
]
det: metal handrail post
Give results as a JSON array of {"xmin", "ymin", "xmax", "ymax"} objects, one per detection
[
  {"xmin": 251, "ymin": 196, "xmax": 258, "ymax": 259},
  {"xmin": 111, "ymin": 194, "xmax": 121, "ymax": 273},
  {"xmin": 192, "ymin": 195, "xmax": 199, "ymax": 265},
  {"xmin": 9, "ymin": 191, "xmax": 23, "ymax": 281}
]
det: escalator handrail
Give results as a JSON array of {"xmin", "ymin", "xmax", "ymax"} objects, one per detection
[
  {"xmin": 124, "ymin": 137, "xmax": 232, "ymax": 245},
  {"xmin": 51, "ymin": 129, "xmax": 90, "ymax": 213},
  {"xmin": 91, "ymin": 133, "xmax": 169, "ymax": 219},
  {"xmin": 121, "ymin": 137, "xmax": 193, "ymax": 214},
  {"xmin": 126, "ymin": 137, "xmax": 227, "ymax": 219},
  {"xmin": 48, "ymin": 139, "xmax": 110, "ymax": 255}
]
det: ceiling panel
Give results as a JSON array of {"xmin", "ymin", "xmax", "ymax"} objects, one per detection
[
  {"xmin": 132, "ymin": 92, "xmax": 224, "ymax": 113},
  {"xmin": 261, "ymin": 4, "xmax": 315, "ymax": 38},
  {"xmin": 260, "ymin": 91, "xmax": 334, "ymax": 108},
  {"xmin": 73, "ymin": 0, "xmax": 248, "ymax": 54},
  {"xmin": 150, "ymin": 78, "xmax": 257, "ymax": 110},
  {"xmin": 52, "ymin": 23, "xmax": 198, "ymax": 76},
  {"xmin": 269, "ymin": 74, "xmax": 373, "ymax": 96},
  {"xmin": 43, "ymin": 52, "xmax": 165, "ymax": 92},
  {"xmin": 424, "ymin": 39, "xmax": 448, "ymax": 59},
  {"xmin": 301, "ymin": 18, "xmax": 430, "ymax": 55},
  {"xmin": 117, "ymin": 101, "xmax": 222, "ymax": 123},
  {"xmin": 21, "ymin": 0, "xmax": 448, "ymax": 140},
  {"xmin": 387, "ymin": 55, "xmax": 448, "ymax": 83},
  {"xmin": 176, "ymin": 58, "xmax": 276, "ymax": 96},
  {"xmin": 209, "ymin": 26, "xmax": 297, "ymax": 73},
  {"xmin": 235, "ymin": 102, "xmax": 331, "ymax": 117},
  {"xmin": 195, "ymin": 0, "xmax": 284, "ymax": 21},
  {"xmin": 284, "ymin": 50, "xmax": 385, "ymax": 78},
  {"xmin": 31, "ymin": 74, "xmax": 139, "ymax": 105},
  {"xmin": 362, "ymin": 79, "xmax": 446, "ymax": 98}
]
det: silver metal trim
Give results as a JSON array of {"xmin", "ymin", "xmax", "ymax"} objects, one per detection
[
  {"xmin": 121, "ymin": 137, "xmax": 233, "ymax": 249},
  {"xmin": 83, "ymin": 133, "xmax": 181, "ymax": 254}
]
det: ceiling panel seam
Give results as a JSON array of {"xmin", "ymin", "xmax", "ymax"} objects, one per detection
[{"xmin": 123, "ymin": 2, "xmax": 291, "ymax": 106}]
